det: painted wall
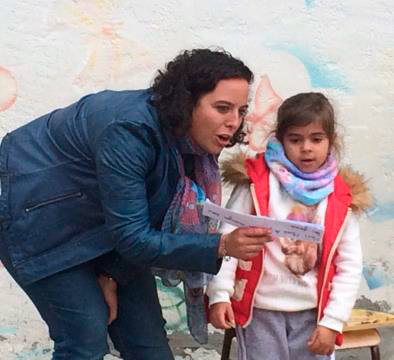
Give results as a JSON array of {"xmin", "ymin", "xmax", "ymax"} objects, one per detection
[{"xmin": 1, "ymin": 1, "xmax": 393, "ymax": 359}]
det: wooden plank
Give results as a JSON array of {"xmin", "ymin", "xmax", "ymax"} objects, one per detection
[
  {"xmin": 344, "ymin": 308, "xmax": 394, "ymax": 331},
  {"xmin": 336, "ymin": 329, "xmax": 381, "ymax": 350}
]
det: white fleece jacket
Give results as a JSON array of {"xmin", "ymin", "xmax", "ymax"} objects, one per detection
[{"xmin": 206, "ymin": 173, "xmax": 363, "ymax": 333}]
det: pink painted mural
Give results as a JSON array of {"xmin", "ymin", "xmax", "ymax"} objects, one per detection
[
  {"xmin": 0, "ymin": 66, "xmax": 17, "ymax": 112},
  {"xmin": 245, "ymin": 75, "xmax": 282, "ymax": 152},
  {"xmin": 52, "ymin": 0, "xmax": 153, "ymax": 89}
]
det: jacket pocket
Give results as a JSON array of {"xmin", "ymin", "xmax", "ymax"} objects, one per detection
[
  {"xmin": 25, "ymin": 191, "xmax": 83, "ymax": 213},
  {"xmin": 7, "ymin": 188, "xmax": 104, "ymax": 266}
]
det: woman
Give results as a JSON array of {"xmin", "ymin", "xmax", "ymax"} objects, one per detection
[{"xmin": 0, "ymin": 48, "xmax": 272, "ymax": 359}]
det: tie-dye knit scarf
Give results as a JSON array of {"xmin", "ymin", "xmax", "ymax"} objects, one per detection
[
  {"xmin": 154, "ymin": 135, "xmax": 221, "ymax": 344},
  {"xmin": 264, "ymin": 136, "xmax": 337, "ymax": 205}
]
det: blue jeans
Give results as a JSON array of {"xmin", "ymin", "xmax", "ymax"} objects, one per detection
[{"xmin": 0, "ymin": 242, "xmax": 174, "ymax": 360}]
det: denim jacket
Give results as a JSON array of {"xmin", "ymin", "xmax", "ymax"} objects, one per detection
[{"xmin": 0, "ymin": 89, "xmax": 221, "ymax": 285}]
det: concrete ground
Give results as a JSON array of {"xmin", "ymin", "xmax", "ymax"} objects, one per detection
[
  {"xmin": 170, "ymin": 331, "xmax": 234, "ymax": 359},
  {"xmin": 1, "ymin": 268, "xmax": 394, "ymax": 359}
]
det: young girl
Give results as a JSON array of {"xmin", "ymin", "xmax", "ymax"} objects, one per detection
[{"xmin": 207, "ymin": 92, "xmax": 371, "ymax": 359}]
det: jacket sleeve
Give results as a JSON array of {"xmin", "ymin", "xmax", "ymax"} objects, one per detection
[
  {"xmin": 95, "ymin": 121, "xmax": 221, "ymax": 275},
  {"xmin": 206, "ymin": 183, "xmax": 254, "ymax": 305},
  {"xmin": 319, "ymin": 211, "xmax": 363, "ymax": 333}
]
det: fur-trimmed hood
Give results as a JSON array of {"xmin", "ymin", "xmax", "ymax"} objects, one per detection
[{"xmin": 221, "ymin": 152, "xmax": 373, "ymax": 215}]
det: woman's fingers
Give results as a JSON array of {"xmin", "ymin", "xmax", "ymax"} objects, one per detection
[
  {"xmin": 106, "ymin": 293, "xmax": 118, "ymax": 325},
  {"xmin": 224, "ymin": 227, "xmax": 272, "ymax": 260},
  {"xmin": 240, "ymin": 226, "xmax": 272, "ymax": 239},
  {"xmin": 97, "ymin": 275, "xmax": 118, "ymax": 325}
]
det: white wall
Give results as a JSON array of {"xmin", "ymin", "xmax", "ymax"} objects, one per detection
[{"xmin": 1, "ymin": 1, "xmax": 394, "ymax": 359}]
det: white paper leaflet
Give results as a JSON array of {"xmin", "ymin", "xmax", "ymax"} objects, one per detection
[{"xmin": 202, "ymin": 200, "xmax": 323, "ymax": 243}]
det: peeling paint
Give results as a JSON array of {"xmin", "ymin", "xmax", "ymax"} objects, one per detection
[
  {"xmin": 14, "ymin": 347, "xmax": 52, "ymax": 360},
  {"xmin": 0, "ymin": 326, "xmax": 17, "ymax": 335},
  {"xmin": 363, "ymin": 261, "xmax": 394, "ymax": 290},
  {"xmin": 355, "ymin": 295, "xmax": 392, "ymax": 313},
  {"xmin": 156, "ymin": 279, "xmax": 188, "ymax": 332}
]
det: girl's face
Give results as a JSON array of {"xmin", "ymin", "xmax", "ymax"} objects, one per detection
[
  {"xmin": 189, "ymin": 78, "xmax": 249, "ymax": 155},
  {"xmin": 282, "ymin": 120, "xmax": 330, "ymax": 173}
]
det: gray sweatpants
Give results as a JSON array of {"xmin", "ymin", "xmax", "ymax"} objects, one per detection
[{"xmin": 236, "ymin": 308, "xmax": 333, "ymax": 360}]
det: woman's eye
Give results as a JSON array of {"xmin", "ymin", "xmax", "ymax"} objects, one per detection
[
  {"xmin": 312, "ymin": 138, "xmax": 323, "ymax": 143},
  {"xmin": 239, "ymin": 108, "xmax": 248, "ymax": 117},
  {"xmin": 216, "ymin": 106, "xmax": 229, "ymax": 113}
]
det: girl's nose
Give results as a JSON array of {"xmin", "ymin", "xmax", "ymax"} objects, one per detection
[{"xmin": 301, "ymin": 140, "xmax": 312, "ymax": 151}]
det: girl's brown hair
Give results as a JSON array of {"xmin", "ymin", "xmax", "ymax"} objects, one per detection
[{"xmin": 275, "ymin": 92, "xmax": 341, "ymax": 157}]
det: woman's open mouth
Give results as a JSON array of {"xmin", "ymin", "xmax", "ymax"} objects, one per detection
[{"xmin": 216, "ymin": 134, "xmax": 231, "ymax": 146}]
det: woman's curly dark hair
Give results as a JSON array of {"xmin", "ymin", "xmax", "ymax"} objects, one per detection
[{"xmin": 151, "ymin": 48, "xmax": 253, "ymax": 145}]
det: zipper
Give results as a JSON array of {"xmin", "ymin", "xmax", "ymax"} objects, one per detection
[
  {"xmin": 25, "ymin": 191, "xmax": 83, "ymax": 213},
  {"xmin": 316, "ymin": 209, "xmax": 350, "ymax": 321},
  {"xmin": 243, "ymin": 247, "xmax": 265, "ymax": 327},
  {"xmin": 243, "ymin": 183, "xmax": 265, "ymax": 327}
]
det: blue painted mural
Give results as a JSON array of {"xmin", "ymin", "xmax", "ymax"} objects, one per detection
[
  {"xmin": 305, "ymin": 0, "xmax": 315, "ymax": 8},
  {"xmin": 363, "ymin": 261, "xmax": 394, "ymax": 290},
  {"xmin": 270, "ymin": 43, "xmax": 350, "ymax": 91}
]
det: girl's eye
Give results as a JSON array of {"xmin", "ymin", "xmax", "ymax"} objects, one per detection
[{"xmin": 312, "ymin": 137, "xmax": 323, "ymax": 143}]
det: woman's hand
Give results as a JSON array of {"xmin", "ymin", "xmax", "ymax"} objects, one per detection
[
  {"xmin": 220, "ymin": 227, "xmax": 272, "ymax": 260},
  {"xmin": 97, "ymin": 275, "xmax": 118, "ymax": 325},
  {"xmin": 307, "ymin": 325, "xmax": 337, "ymax": 355},
  {"xmin": 209, "ymin": 302, "xmax": 235, "ymax": 329}
]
